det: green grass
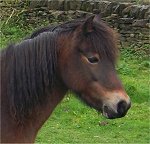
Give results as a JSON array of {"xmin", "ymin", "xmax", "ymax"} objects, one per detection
[
  {"xmin": 1, "ymin": 22, "xmax": 149, "ymax": 143},
  {"xmin": 117, "ymin": 58, "xmax": 149, "ymax": 103},
  {"xmin": 36, "ymin": 96, "xmax": 149, "ymax": 143}
]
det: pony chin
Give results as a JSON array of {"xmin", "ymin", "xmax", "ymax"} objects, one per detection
[{"xmin": 74, "ymin": 92, "xmax": 103, "ymax": 113}]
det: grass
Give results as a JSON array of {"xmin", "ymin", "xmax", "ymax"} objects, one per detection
[
  {"xmin": 0, "ymin": 22, "xmax": 149, "ymax": 143},
  {"xmin": 117, "ymin": 58, "xmax": 149, "ymax": 103},
  {"xmin": 36, "ymin": 97, "xmax": 149, "ymax": 143}
]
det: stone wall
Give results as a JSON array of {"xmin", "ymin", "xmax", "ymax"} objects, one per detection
[
  {"xmin": 29, "ymin": 0, "xmax": 150, "ymax": 49},
  {"xmin": 1, "ymin": 0, "xmax": 150, "ymax": 50}
]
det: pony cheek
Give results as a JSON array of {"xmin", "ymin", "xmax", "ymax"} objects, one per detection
[
  {"xmin": 59, "ymin": 58, "xmax": 87, "ymax": 92},
  {"xmin": 81, "ymin": 82, "xmax": 105, "ymax": 102},
  {"xmin": 61, "ymin": 73, "xmax": 87, "ymax": 92},
  {"xmin": 60, "ymin": 66, "xmax": 88, "ymax": 93}
]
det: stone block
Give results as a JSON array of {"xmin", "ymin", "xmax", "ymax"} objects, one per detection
[
  {"xmin": 139, "ymin": 5, "xmax": 150, "ymax": 19},
  {"xmin": 118, "ymin": 24, "xmax": 132, "ymax": 31},
  {"xmin": 69, "ymin": 0, "xmax": 81, "ymax": 10},
  {"xmin": 57, "ymin": 0, "xmax": 65, "ymax": 10},
  {"xmin": 114, "ymin": 3, "xmax": 131, "ymax": 16},
  {"xmin": 103, "ymin": 2, "xmax": 118, "ymax": 16},
  {"xmin": 76, "ymin": 1, "xmax": 82, "ymax": 10},
  {"xmin": 144, "ymin": 5, "xmax": 150, "ymax": 19},
  {"xmin": 146, "ymin": 23, "xmax": 150, "ymax": 28},
  {"xmin": 80, "ymin": 0, "xmax": 87, "ymax": 11},
  {"xmin": 120, "ymin": 30, "xmax": 134, "ymax": 34},
  {"xmin": 47, "ymin": 0, "xmax": 53, "ymax": 9},
  {"xmin": 130, "ymin": 33, "xmax": 135, "ymax": 38},
  {"xmin": 135, "ymin": 34, "xmax": 139, "ymax": 39},
  {"xmin": 122, "ymin": 5, "xmax": 132, "ymax": 16},
  {"xmin": 122, "ymin": 5, "xmax": 141, "ymax": 18},
  {"xmin": 86, "ymin": 1, "xmax": 94, "ymax": 12},
  {"xmin": 143, "ymin": 40, "xmax": 150, "ymax": 44},
  {"xmin": 119, "ymin": 18, "xmax": 134, "ymax": 24},
  {"xmin": 132, "ymin": 19, "xmax": 149, "ymax": 28},
  {"xmin": 30, "ymin": 0, "xmax": 48, "ymax": 8},
  {"xmin": 130, "ymin": 5, "xmax": 141, "ymax": 18},
  {"xmin": 93, "ymin": 1, "xmax": 99, "ymax": 10},
  {"xmin": 48, "ymin": 0, "xmax": 59, "ymax": 10},
  {"xmin": 98, "ymin": 1, "xmax": 111, "ymax": 15},
  {"xmin": 64, "ymin": 0, "xmax": 70, "ymax": 11}
]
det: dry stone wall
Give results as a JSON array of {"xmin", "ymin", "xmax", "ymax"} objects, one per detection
[
  {"xmin": 29, "ymin": 0, "xmax": 150, "ymax": 49},
  {"xmin": 2, "ymin": 0, "xmax": 149, "ymax": 50}
]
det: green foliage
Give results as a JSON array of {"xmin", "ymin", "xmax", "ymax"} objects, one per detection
[
  {"xmin": 0, "ymin": 19, "xmax": 50, "ymax": 48},
  {"xmin": 139, "ymin": 60, "xmax": 150, "ymax": 69},
  {"xmin": 135, "ymin": 0, "xmax": 150, "ymax": 4},
  {"xmin": 0, "ymin": 22, "xmax": 32, "ymax": 48},
  {"xmin": 120, "ymin": 44, "xmax": 149, "ymax": 60},
  {"xmin": 117, "ymin": 56, "xmax": 149, "ymax": 103}
]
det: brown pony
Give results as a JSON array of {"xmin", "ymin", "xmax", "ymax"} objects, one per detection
[{"xmin": 0, "ymin": 15, "xmax": 131, "ymax": 143}]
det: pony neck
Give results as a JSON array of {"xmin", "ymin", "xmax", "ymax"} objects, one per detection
[
  {"xmin": 1, "ymin": 73, "xmax": 67, "ymax": 143},
  {"xmin": 1, "ymin": 32, "xmax": 68, "ymax": 143}
]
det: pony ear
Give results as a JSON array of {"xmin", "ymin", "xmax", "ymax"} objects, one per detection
[{"xmin": 82, "ymin": 15, "xmax": 95, "ymax": 34}]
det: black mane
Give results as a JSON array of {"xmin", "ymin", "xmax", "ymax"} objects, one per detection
[
  {"xmin": 5, "ymin": 32, "xmax": 58, "ymax": 121},
  {"xmin": 29, "ymin": 18, "xmax": 84, "ymax": 38}
]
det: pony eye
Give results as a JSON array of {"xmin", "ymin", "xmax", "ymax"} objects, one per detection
[{"xmin": 87, "ymin": 56, "xmax": 99, "ymax": 64}]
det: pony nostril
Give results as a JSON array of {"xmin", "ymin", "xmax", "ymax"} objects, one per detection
[{"xmin": 117, "ymin": 100, "xmax": 128, "ymax": 116}]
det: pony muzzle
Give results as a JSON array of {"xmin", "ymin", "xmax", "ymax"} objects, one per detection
[{"xmin": 102, "ymin": 92, "xmax": 131, "ymax": 119}]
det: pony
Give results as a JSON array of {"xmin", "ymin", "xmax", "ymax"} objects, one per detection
[{"xmin": 0, "ymin": 15, "xmax": 131, "ymax": 143}]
